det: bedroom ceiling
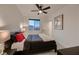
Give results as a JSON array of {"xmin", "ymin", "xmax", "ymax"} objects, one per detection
[{"xmin": 16, "ymin": 4, "xmax": 66, "ymax": 19}]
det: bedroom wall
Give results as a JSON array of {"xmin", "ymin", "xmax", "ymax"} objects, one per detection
[
  {"xmin": 40, "ymin": 15, "xmax": 49, "ymax": 35},
  {"xmin": 50, "ymin": 5, "xmax": 79, "ymax": 49},
  {"xmin": 19, "ymin": 15, "xmax": 48, "ymax": 35},
  {"xmin": 17, "ymin": 4, "xmax": 52, "ymax": 35},
  {"xmin": 0, "ymin": 4, "xmax": 50, "ymax": 35},
  {"xmin": 0, "ymin": 4, "xmax": 24, "ymax": 32}
]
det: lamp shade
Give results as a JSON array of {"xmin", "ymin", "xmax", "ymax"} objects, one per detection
[{"xmin": 0, "ymin": 30, "xmax": 10, "ymax": 43}]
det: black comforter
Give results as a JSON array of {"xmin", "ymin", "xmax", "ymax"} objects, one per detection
[{"xmin": 23, "ymin": 34, "xmax": 57, "ymax": 54}]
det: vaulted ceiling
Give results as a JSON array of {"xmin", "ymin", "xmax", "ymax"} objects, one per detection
[{"xmin": 16, "ymin": 4, "xmax": 66, "ymax": 19}]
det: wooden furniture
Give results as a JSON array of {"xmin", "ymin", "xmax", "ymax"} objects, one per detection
[
  {"xmin": 24, "ymin": 40, "xmax": 57, "ymax": 54},
  {"xmin": 57, "ymin": 46, "xmax": 79, "ymax": 55},
  {"xmin": 3, "ymin": 49, "xmax": 16, "ymax": 55},
  {"xmin": 23, "ymin": 34, "xmax": 57, "ymax": 54},
  {"xmin": 14, "ymin": 40, "xmax": 57, "ymax": 55}
]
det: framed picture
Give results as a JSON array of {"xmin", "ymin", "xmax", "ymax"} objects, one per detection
[{"xmin": 54, "ymin": 14, "xmax": 63, "ymax": 30}]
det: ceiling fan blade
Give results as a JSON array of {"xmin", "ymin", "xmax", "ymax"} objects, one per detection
[
  {"xmin": 40, "ymin": 6, "xmax": 42, "ymax": 9},
  {"xmin": 43, "ymin": 6, "xmax": 50, "ymax": 10},
  {"xmin": 31, "ymin": 10, "xmax": 38, "ymax": 12},
  {"xmin": 42, "ymin": 11, "xmax": 47, "ymax": 14},
  {"xmin": 36, "ymin": 4, "xmax": 40, "ymax": 9},
  {"xmin": 39, "ymin": 4, "xmax": 43, "ymax": 9},
  {"xmin": 37, "ymin": 13, "xmax": 39, "ymax": 15}
]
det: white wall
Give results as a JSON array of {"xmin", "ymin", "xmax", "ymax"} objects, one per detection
[
  {"xmin": 40, "ymin": 15, "xmax": 51, "ymax": 36},
  {"xmin": 0, "ymin": 4, "xmax": 51, "ymax": 36},
  {"xmin": 0, "ymin": 4, "xmax": 24, "ymax": 32},
  {"xmin": 50, "ymin": 5, "xmax": 79, "ymax": 49}
]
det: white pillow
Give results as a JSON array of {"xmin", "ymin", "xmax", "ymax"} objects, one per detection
[
  {"xmin": 11, "ymin": 39, "xmax": 25, "ymax": 51},
  {"xmin": 39, "ymin": 33, "xmax": 50, "ymax": 41}
]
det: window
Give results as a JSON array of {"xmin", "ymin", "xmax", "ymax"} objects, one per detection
[{"xmin": 29, "ymin": 19, "xmax": 40, "ymax": 30}]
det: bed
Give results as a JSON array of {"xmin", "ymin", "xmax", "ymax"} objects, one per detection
[
  {"xmin": 23, "ymin": 34, "xmax": 57, "ymax": 54},
  {"xmin": 4, "ymin": 32, "xmax": 57, "ymax": 55}
]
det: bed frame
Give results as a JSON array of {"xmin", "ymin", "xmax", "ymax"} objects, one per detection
[{"xmin": 24, "ymin": 40, "xmax": 57, "ymax": 54}]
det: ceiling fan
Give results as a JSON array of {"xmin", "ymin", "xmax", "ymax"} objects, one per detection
[{"xmin": 31, "ymin": 4, "xmax": 51, "ymax": 15}]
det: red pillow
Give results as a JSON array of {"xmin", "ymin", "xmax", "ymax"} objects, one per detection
[{"xmin": 16, "ymin": 32, "xmax": 25, "ymax": 42}]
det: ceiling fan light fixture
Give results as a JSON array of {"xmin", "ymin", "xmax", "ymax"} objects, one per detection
[
  {"xmin": 39, "ymin": 10, "xmax": 42, "ymax": 13},
  {"xmin": 31, "ymin": 4, "xmax": 51, "ymax": 15}
]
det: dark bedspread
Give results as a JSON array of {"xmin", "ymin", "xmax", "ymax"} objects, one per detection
[{"xmin": 14, "ymin": 34, "xmax": 57, "ymax": 55}]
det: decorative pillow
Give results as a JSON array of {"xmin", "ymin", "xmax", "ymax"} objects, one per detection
[{"xmin": 16, "ymin": 32, "xmax": 25, "ymax": 42}]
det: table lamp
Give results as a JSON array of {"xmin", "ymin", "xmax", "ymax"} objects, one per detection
[{"xmin": 0, "ymin": 30, "xmax": 10, "ymax": 54}]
